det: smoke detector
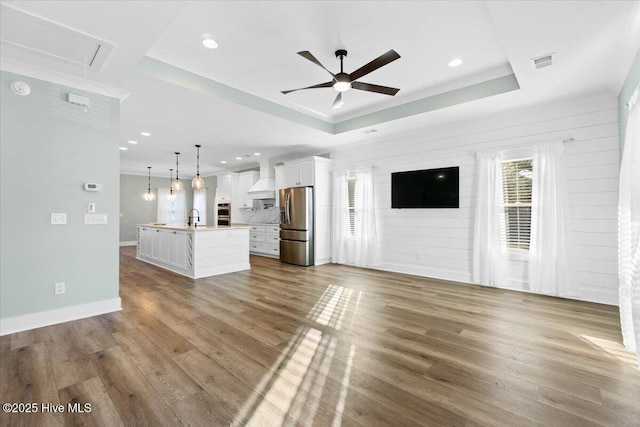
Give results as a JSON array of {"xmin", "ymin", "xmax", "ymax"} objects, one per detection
[
  {"xmin": 10, "ymin": 81, "xmax": 31, "ymax": 96},
  {"xmin": 531, "ymin": 52, "xmax": 556, "ymax": 69}
]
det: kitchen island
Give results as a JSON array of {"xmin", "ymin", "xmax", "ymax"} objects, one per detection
[{"xmin": 136, "ymin": 224, "xmax": 250, "ymax": 278}]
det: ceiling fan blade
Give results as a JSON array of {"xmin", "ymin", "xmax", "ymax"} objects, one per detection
[
  {"xmin": 348, "ymin": 49, "xmax": 401, "ymax": 82},
  {"xmin": 331, "ymin": 92, "xmax": 343, "ymax": 109},
  {"xmin": 297, "ymin": 51, "xmax": 335, "ymax": 77},
  {"xmin": 281, "ymin": 81, "xmax": 334, "ymax": 95},
  {"xmin": 351, "ymin": 81, "xmax": 400, "ymax": 96}
]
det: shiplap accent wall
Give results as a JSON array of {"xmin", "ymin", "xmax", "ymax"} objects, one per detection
[{"xmin": 330, "ymin": 92, "xmax": 620, "ymax": 305}]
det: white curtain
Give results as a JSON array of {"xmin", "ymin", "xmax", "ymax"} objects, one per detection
[
  {"xmin": 193, "ymin": 189, "xmax": 207, "ymax": 225},
  {"xmin": 472, "ymin": 151, "xmax": 508, "ymax": 286},
  {"xmin": 529, "ymin": 142, "xmax": 577, "ymax": 297},
  {"xmin": 156, "ymin": 188, "xmax": 187, "ymax": 224},
  {"xmin": 619, "ymin": 85, "xmax": 640, "ymax": 363},
  {"xmin": 332, "ymin": 167, "xmax": 380, "ymax": 267}
]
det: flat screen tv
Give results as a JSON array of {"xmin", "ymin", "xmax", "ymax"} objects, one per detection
[{"xmin": 391, "ymin": 166, "xmax": 459, "ymax": 208}]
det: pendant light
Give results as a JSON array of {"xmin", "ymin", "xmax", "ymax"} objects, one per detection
[
  {"xmin": 167, "ymin": 169, "xmax": 177, "ymax": 201},
  {"xmin": 192, "ymin": 144, "xmax": 205, "ymax": 190},
  {"xmin": 172, "ymin": 152, "xmax": 184, "ymax": 192},
  {"xmin": 143, "ymin": 166, "xmax": 156, "ymax": 201}
]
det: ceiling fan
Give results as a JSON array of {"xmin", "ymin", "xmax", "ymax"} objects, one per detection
[{"xmin": 281, "ymin": 49, "xmax": 401, "ymax": 109}]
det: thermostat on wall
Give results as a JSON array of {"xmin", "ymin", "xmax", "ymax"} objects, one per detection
[{"xmin": 84, "ymin": 183, "xmax": 101, "ymax": 191}]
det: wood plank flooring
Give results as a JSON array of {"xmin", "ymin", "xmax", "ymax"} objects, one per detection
[{"xmin": 1, "ymin": 246, "xmax": 639, "ymax": 426}]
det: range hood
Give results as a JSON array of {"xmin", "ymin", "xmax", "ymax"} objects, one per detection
[{"xmin": 247, "ymin": 159, "xmax": 276, "ymax": 199}]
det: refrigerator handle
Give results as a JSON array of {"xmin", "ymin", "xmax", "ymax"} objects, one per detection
[{"xmin": 285, "ymin": 192, "xmax": 291, "ymax": 224}]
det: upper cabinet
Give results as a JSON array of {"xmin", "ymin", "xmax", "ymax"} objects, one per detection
[
  {"xmin": 284, "ymin": 159, "xmax": 314, "ymax": 187},
  {"xmin": 237, "ymin": 171, "xmax": 259, "ymax": 208},
  {"xmin": 216, "ymin": 173, "xmax": 235, "ymax": 203}
]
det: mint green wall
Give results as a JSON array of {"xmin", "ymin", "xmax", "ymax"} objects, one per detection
[
  {"xmin": 119, "ymin": 174, "xmax": 217, "ymax": 242},
  {"xmin": 1, "ymin": 71, "xmax": 120, "ymax": 319},
  {"xmin": 619, "ymin": 48, "xmax": 640, "ymax": 153}
]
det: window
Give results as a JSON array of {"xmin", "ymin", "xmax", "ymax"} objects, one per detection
[
  {"xmin": 501, "ymin": 159, "xmax": 533, "ymax": 250},
  {"xmin": 347, "ymin": 176, "xmax": 356, "ymax": 236},
  {"xmin": 157, "ymin": 188, "xmax": 187, "ymax": 224}
]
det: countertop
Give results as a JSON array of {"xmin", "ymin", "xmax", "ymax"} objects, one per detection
[{"xmin": 139, "ymin": 223, "xmax": 250, "ymax": 231}]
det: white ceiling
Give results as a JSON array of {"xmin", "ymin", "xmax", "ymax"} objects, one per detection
[{"xmin": 1, "ymin": 1, "xmax": 639, "ymax": 178}]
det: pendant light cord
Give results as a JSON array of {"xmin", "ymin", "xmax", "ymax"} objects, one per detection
[
  {"xmin": 147, "ymin": 166, "xmax": 152, "ymax": 192},
  {"xmin": 175, "ymin": 152, "xmax": 180, "ymax": 181},
  {"xmin": 196, "ymin": 145, "xmax": 201, "ymax": 177}
]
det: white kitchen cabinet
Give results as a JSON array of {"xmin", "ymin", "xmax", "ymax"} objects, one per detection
[
  {"xmin": 274, "ymin": 165, "xmax": 285, "ymax": 207},
  {"xmin": 249, "ymin": 224, "xmax": 280, "ymax": 258},
  {"xmin": 138, "ymin": 227, "xmax": 153, "ymax": 257},
  {"xmin": 237, "ymin": 171, "xmax": 259, "ymax": 209},
  {"xmin": 284, "ymin": 159, "xmax": 313, "ymax": 187},
  {"xmin": 149, "ymin": 228, "xmax": 171, "ymax": 262},
  {"xmin": 216, "ymin": 173, "xmax": 234, "ymax": 203},
  {"xmin": 151, "ymin": 228, "xmax": 161, "ymax": 259},
  {"xmin": 167, "ymin": 230, "xmax": 187, "ymax": 269},
  {"xmin": 137, "ymin": 225, "xmax": 250, "ymax": 278},
  {"xmin": 265, "ymin": 225, "xmax": 280, "ymax": 257}
]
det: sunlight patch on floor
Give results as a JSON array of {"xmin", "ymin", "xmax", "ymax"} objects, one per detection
[
  {"xmin": 236, "ymin": 284, "xmax": 360, "ymax": 426},
  {"xmin": 332, "ymin": 344, "xmax": 355, "ymax": 427},
  {"xmin": 307, "ymin": 284, "xmax": 353, "ymax": 330},
  {"xmin": 580, "ymin": 334, "xmax": 640, "ymax": 370},
  {"xmin": 244, "ymin": 328, "xmax": 324, "ymax": 426}
]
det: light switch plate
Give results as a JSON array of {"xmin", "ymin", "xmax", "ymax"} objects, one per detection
[
  {"xmin": 87, "ymin": 203, "xmax": 96, "ymax": 213},
  {"xmin": 51, "ymin": 213, "xmax": 66, "ymax": 225},
  {"xmin": 54, "ymin": 282, "xmax": 65, "ymax": 295},
  {"xmin": 84, "ymin": 213, "xmax": 107, "ymax": 225}
]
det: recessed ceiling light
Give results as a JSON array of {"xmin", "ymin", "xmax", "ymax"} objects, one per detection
[
  {"xmin": 202, "ymin": 37, "xmax": 218, "ymax": 49},
  {"xmin": 220, "ymin": 160, "xmax": 227, "ymax": 164},
  {"xmin": 235, "ymin": 157, "xmax": 242, "ymax": 160},
  {"xmin": 140, "ymin": 132, "xmax": 151, "ymax": 136},
  {"xmin": 119, "ymin": 147, "xmax": 128, "ymax": 151},
  {"xmin": 448, "ymin": 58, "xmax": 463, "ymax": 68},
  {"xmin": 254, "ymin": 152, "xmax": 261, "ymax": 156},
  {"xmin": 128, "ymin": 140, "xmax": 138, "ymax": 144}
]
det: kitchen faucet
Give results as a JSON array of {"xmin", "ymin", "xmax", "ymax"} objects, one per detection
[{"xmin": 188, "ymin": 208, "xmax": 200, "ymax": 227}]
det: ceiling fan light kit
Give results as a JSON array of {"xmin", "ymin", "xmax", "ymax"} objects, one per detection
[{"xmin": 282, "ymin": 48, "xmax": 401, "ymax": 109}]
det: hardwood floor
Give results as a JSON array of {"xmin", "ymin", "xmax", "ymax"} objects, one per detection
[{"xmin": 1, "ymin": 246, "xmax": 639, "ymax": 426}]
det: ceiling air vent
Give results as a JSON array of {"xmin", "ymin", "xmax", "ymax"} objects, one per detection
[{"xmin": 531, "ymin": 52, "xmax": 556, "ymax": 69}]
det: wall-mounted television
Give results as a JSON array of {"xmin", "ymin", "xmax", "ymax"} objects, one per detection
[{"xmin": 391, "ymin": 166, "xmax": 459, "ymax": 208}]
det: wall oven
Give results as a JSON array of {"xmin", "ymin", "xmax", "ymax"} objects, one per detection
[{"xmin": 217, "ymin": 203, "xmax": 231, "ymax": 226}]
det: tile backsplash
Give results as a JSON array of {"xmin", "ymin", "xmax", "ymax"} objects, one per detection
[{"xmin": 239, "ymin": 200, "xmax": 280, "ymax": 224}]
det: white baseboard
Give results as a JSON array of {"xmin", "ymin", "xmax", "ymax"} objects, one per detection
[
  {"xmin": 0, "ymin": 297, "xmax": 122, "ymax": 336},
  {"xmin": 370, "ymin": 262, "xmax": 618, "ymax": 306},
  {"xmin": 120, "ymin": 241, "xmax": 137, "ymax": 247},
  {"xmin": 379, "ymin": 262, "xmax": 474, "ymax": 284}
]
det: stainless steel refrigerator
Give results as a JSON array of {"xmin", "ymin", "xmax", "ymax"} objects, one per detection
[{"xmin": 279, "ymin": 186, "xmax": 314, "ymax": 266}]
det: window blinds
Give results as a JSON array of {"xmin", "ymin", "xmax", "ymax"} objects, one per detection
[
  {"xmin": 501, "ymin": 159, "xmax": 533, "ymax": 250},
  {"xmin": 347, "ymin": 178, "xmax": 356, "ymax": 236}
]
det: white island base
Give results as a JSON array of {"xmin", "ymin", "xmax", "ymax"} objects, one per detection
[{"xmin": 137, "ymin": 224, "xmax": 250, "ymax": 278}]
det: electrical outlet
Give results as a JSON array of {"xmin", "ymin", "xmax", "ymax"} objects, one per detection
[
  {"xmin": 51, "ymin": 213, "xmax": 67, "ymax": 225},
  {"xmin": 84, "ymin": 213, "xmax": 107, "ymax": 225},
  {"xmin": 54, "ymin": 282, "xmax": 65, "ymax": 295}
]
